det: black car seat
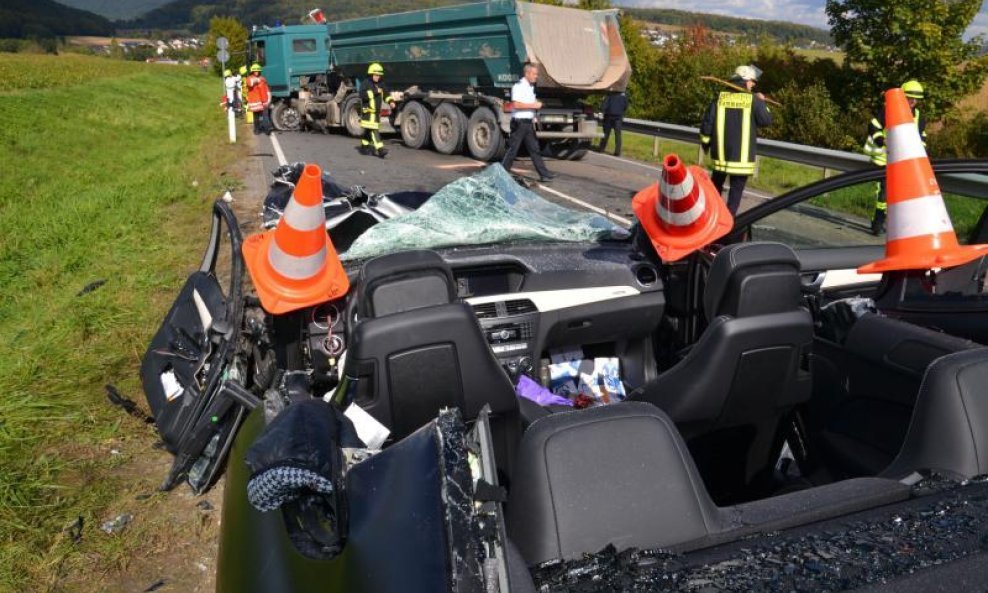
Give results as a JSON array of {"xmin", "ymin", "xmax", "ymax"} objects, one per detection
[
  {"xmin": 343, "ymin": 250, "xmax": 521, "ymax": 476},
  {"xmin": 630, "ymin": 242, "xmax": 813, "ymax": 501},
  {"xmin": 882, "ymin": 348, "xmax": 988, "ymax": 480},
  {"xmin": 506, "ymin": 402, "xmax": 910, "ymax": 566}
]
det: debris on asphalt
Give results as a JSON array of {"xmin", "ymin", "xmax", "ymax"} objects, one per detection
[
  {"xmin": 142, "ymin": 578, "xmax": 167, "ymax": 592},
  {"xmin": 105, "ymin": 385, "xmax": 155, "ymax": 424},
  {"xmin": 100, "ymin": 513, "xmax": 133, "ymax": 535},
  {"xmin": 76, "ymin": 279, "xmax": 107, "ymax": 297},
  {"xmin": 64, "ymin": 516, "xmax": 84, "ymax": 544}
]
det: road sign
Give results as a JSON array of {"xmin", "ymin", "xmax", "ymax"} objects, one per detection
[
  {"xmin": 216, "ymin": 49, "xmax": 230, "ymax": 63},
  {"xmin": 216, "ymin": 37, "xmax": 229, "ymax": 50}
]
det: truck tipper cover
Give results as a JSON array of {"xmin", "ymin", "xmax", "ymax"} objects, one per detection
[{"xmin": 326, "ymin": 0, "xmax": 630, "ymax": 94}]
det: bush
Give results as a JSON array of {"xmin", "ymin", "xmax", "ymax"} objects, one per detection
[
  {"xmin": 761, "ymin": 80, "xmax": 859, "ymax": 151},
  {"xmin": 928, "ymin": 111, "xmax": 988, "ymax": 158}
]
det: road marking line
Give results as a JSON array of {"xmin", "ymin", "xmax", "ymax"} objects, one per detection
[
  {"xmin": 535, "ymin": 183, "xmax": 633, "ymax": 227},
  {"xmin": 270, "ymin": 133, "xmax": 288, "ymax": 166},
  {"xmin": 435, "ymin": 163, "xmax": 486, "ymax": 170}
]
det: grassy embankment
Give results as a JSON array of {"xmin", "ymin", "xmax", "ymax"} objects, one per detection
[
  {"xmin": 608, "ymin": 131, "xmax": 982, "ymax": 238},
  {"xmin": 0, "ymin": 53, "xmax": 242, "ymax": 591}
]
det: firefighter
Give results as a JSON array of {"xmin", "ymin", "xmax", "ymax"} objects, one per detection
[
  {"xmin": 238, "ymin": 65, "xmax": 251, "ymax": 122},
  {"xmin": 863, "ymin": 80, "xmax": 927, "ymax": 235},
  {"xmin": 246, "ymin": 63, "xmax": 272, "ymax": 135},
  {"xmin": 359, "ymin": 63, "xmax": 395, "ymax": 158},
  {"xmin": 699, "ymin": 65, "xmax": 773, "ymax": 215}
]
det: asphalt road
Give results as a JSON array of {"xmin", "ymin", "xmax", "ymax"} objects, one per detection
[{"xmin": 252, "ymin": 128, "xmax": 773, "ymax": 227}]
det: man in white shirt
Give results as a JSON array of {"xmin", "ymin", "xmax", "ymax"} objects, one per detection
[{"xmin": 501, "ymin": 63, "xmax": 555, "ymax": 182}]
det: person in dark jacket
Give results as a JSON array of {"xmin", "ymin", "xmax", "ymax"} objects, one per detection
[
  {"xmin": 359, "ymin": 62, "xmax": 395, "ymax": 158},
  {"xmin": 699, "ymin": 65, "xmax": 773, "ymax": 215},
  {"xmin": 598, "ymin": 91, "xmax": 628, "ymax": 156}
]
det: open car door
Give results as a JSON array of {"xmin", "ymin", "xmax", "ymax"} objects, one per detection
[{"xmin": 140, "ymin": 201, "xmax": 258, "ymax": 494}]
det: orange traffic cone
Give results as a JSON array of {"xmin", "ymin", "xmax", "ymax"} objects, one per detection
[
  {"xmin": 632, "ymin": 154, "xmax": 734, "ymax": 262},
  {"xmin": 859, "ymin": 89, "xmax": 988, "ymax": 273},
  {"xmin": 242, "ymin": 163, "xmax": 350, "ymax": 314}
]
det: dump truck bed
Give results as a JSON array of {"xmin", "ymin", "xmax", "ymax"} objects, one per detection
[{"xmin": 327, "ymin": 0, "xmax": 629, "ymax": 95}]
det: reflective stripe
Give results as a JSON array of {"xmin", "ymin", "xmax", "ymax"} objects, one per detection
[
  {"xmin": 269, "ymin": 241, "xmax": 327, "ymax": 280},
  {"xmin": 659, "ymin": 174, "xmax": 695, "ymax": 202},
  {"xmin": 716, "ymin": 102, "xmax": 726, "ymax": 167},
  {"xmin": 739, "ymin": 104, "xmax": 751, "ymax": 164},
  {"xmin": 886, "ymin": 123, "xmax": 927, "ymax": 164},
  {"xmin": 283, "ymin": 201, "xmax": 325, "ymax": 231},
  {"xmin": 699, "ymin": 134, "xmax": 711, "ymax": 144},
  {"xmin": 658, "ymin": 192, "xmax": 706, "ymax": 226},
  {"xmin": 713, "ymin": 160, "xmax": 755, "ymax": 175},
  {"xmin": 887, "ymin": 195, "xmax": 954, "ymax": 241}
]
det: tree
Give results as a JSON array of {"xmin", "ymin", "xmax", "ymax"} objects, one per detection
[
  {"xmin": 579, "ymin": 0, "xmax": 613, "ymax": 9},
  {"xmin": 203, "ymin": 16, "xmax": 248, "ymax": 76},
  {"xmin": 826, "ymin": 0, "xmax": 988, "ymax": 117}
]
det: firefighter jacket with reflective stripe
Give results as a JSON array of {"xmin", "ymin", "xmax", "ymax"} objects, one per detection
[
  {"xmin": 360, "ymin": 79, "xmax": 394, "ymax": 131},
  {"xmin": 863, "ymin": 108, "xmax": 926, "ymax": 167},
  {"xmin": 246, "ymin": 74, "xmax": 270, "ymax": 113},
  {"xmin": 699, "ymin": 91, "xmax": 773, "ymax": 176}
]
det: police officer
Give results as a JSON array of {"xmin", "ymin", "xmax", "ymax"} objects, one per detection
[
  {"xmin": 699, "ymin": 65, "xmax": 773, "ymax": 215},
  {"xmin": 359, "ymin": 63, "xmax": 395, "ymax": 158},
  {"xmin": 501, "ymin": 63, "xmax": 554, "ymax": 182},
  {"xmin": 863, "ymin": 80, "xmax": 927, "ymax": 235},
  {"xmin": 598, "ymin": 90, "xmax": 628, "ymax": 157}
]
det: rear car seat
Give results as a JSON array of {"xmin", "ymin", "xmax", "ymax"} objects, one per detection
[
  {"xmin": 810, "ymin": 313, "xmax": 980, "ymax": 477},
  {"xmin": 506, "ymin": 401, "xmax": 910, "ymax": 565}
]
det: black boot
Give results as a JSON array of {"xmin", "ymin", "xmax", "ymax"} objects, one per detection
[
  {"xmin": 358, "ymin": 145, "xmax": 372, "ymax": 155},
  {"xmin": 870, "ymin": 209, "xmax": 886, "ymax": 236},
  {"xmin": 375, "ymin": 147, "xmax": 388, "ymax": 158}
]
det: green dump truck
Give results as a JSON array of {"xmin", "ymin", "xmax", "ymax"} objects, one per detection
[{"xmin": 249, "ymin": 0, "xmax": 630, "ymax": 161}]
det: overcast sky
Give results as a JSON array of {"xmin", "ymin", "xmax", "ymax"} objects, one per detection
[{"xmin": 614, "ymin": 0, "xmax": 988, "ymax": 38}]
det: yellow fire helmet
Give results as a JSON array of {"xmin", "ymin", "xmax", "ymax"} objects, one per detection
[
  {"xmin": 902, "ymin": 79, "xmax": 925, "ymax": 100},
  {"xmin": 367, "ymin": 62, "xmax": 385, "ymax": 76}
]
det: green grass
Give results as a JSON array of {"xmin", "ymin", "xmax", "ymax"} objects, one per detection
[{"xmin": 0, "ymin": 54, "xmax": 240, "ymax": 591}]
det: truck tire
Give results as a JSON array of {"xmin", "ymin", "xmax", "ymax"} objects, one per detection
[
  {"xmin": 342, "ymin": 95, "xmax": 363, "ymax": 137},
  {"xmin": 466, "ymin": 106, "xmax": 505, "ymax": 162},
  {"xmin": 270, "ymin": 101, "xmax": 301, "ymax": 132},
  {"xmin": 431, "ymin": 103, "xmax": 467, "ymax": 155},
  {"xmin": 400, "ymin": 101, "xmax": 432, "ymax": 149}
]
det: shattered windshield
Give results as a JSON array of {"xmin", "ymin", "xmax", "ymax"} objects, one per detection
[{"xmin": 340, "ymin": 165, "xmax": 628, "ymax": 261}]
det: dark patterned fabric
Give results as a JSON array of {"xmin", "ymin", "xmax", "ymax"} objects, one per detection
[{"xmin": 247, "ymin": 465, "xmax": 335, "ymax": 512}]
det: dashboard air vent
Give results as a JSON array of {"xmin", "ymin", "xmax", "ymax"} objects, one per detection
[
  {"xmin": 472, "ymin": 302, "xmax": 499, "ymax": 319},
  {"xmin": 504, "ymin": 299, "xmax": 537, "ymax": 316}
]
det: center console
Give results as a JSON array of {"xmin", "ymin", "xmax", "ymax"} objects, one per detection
[{"xmin": 471, "ymin": 298, "xmax": 540, "ymax": 378}]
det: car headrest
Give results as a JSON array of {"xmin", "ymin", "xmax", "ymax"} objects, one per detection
[
  {"xmin": 357, "ymin": 250, "xmax": 457, "ymax": 318},
  {"xmin": 704, "ymin": 242, "xmax": 802, "ymax": 320},
  {"xmin": 883, "ymin": 348, "xmax": 988, "ymax": 481},
  {"xmin": 506, "ymin": 402, "xmax": 721, "ymax": 564}
]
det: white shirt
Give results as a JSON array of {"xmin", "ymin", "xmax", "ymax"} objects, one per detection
[{"xmin": 511, "ymin": 78, "xmax": 537, "ymax": 120}]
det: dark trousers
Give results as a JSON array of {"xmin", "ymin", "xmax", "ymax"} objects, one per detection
[
  {"xmin": 501, "ymin": 119, "xmax": 550, "ymax": 178},
  {"xmin": 598, "ymin": 116, "xmax": 623, "ymax": 156},
  {"xmin": 252, "ymin": 107, "xmax": 270, "ymax": 135},
  {"xmin": 711, "ymin": 170, "xmax": 748, "ymax": 215}
]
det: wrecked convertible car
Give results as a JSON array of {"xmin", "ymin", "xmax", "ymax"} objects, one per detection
[{"xmin": 142, "ymin": 150, "xmax": 988, "ymax": 593}]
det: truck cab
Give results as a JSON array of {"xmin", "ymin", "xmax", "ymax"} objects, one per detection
[{"xmin": 249, "ymin": 24, "xmax": 331, "ymax": 99}]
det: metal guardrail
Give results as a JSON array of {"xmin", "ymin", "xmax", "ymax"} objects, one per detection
[
  {"xmin": 621, "ymin": 117, "xmax": 872, "ymax": 172},
  {"xmin": 619, "ymin": 117, "xmax": 987, "ymax": 198}
]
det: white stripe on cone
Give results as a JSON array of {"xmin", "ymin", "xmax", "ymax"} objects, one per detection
[
  {"xmin": 887, "ymin": 195, "xmax": 954, "ymax": 241},
  {"xmin": 283, "ymin": 200, "xmax": 326, "ymax": 232},
  {"xmin": 659, "ymin": 174, "xmax": 695, "ymax": 202},
  {"xmin": 659, "ymin": 193, "xmax": 706, "ymax": 226},
  {"xmin": 268, "ymin": 241, "xmax": 327, "ymax": 280},
  {"xmin": 886, "ymin": 122, "xmax": 927, "ymax": 164}
]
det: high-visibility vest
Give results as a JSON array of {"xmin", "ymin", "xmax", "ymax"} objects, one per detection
[
  {"xmin": 699, "ymin": 91, "xmax": 773, "ymax": 176},
  {"xmin": 246, "ymin": 74, "xmax": 270, "ymax": 113},
  {"xmin": 863, "ymin": 108, "xmax": 926, "ymax": 167}
]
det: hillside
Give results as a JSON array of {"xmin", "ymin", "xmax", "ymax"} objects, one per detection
[
  {"xmin": 54, "ymin": 0, "xmax": 173, "ymax": 21},
  {"xmin": 127, "ymin": 0, "xmax": 464, "ymax": 30},
  {"xmin": 624, "ymin": 7, "xmax": 832, "ymax": 46},
  {"xmin": 0, "ymin": 0, "xmax": 113, "ymax": 38}
]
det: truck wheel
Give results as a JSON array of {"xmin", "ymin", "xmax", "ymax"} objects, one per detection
[
  {"xmin": 271, "ymin": 101, "xmax": 301, "ymax": 132},
  {"xmin": 431, "ymin": 103, "xmax": 466, "ymax": 155},
  {"xmin": 466, "ymin": 106, "xmax": 505, "ymax": 162},
  {"xmin": 400, "ymin": 101, "xmax": 432, "ymax": 149},
  {"xmin": 342, "ymin": 95, "xmax": 363, "ymax": 137}
]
